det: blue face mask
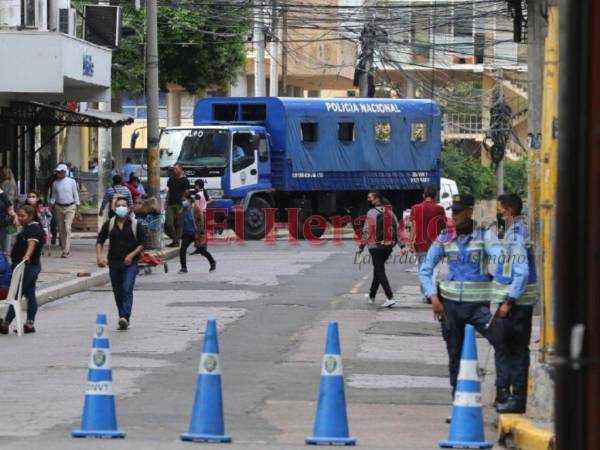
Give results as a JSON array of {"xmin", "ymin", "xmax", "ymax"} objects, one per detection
[
  {"xmin": 115, "ymin": 206, "xmax": 129, "ymax": 218},
  {"xmin": 181, "ymin": 200, "xmax": 190, "ymax": 208}
]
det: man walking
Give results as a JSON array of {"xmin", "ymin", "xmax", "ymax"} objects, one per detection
[
  {"xmin": 419, "ymin": 194, "xmax": 528, "ymax": 397},
  {"xmin": 492, "ymin": 193, "xmax": 536, "ymax": 413},
  {"xmin": 358, "ymin": 191, "xmax": 398, "ymax": 308},
  {"xmin": 50, "ymin": 163, "xmax": 81, "ymax": 258},
  {"xmin": 165, "ymin": 163, "xmax": 190, "ymax": 247},
  {"xmin": 99, "ymin": 175, "xmax": 133, "ymax": 218},
  {"xmin": 96, "ymin": 197, "xmax": 146, "ymax": 330},
  {"xmin": 121, "ymin": 156, "xmax": 136, "ymax": 183},
  {"xmin": 409, "ymin": 187, "xmax": 447, "ymax": 302}
]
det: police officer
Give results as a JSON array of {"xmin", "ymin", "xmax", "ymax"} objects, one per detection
[
  {"xmin": 492, "ymin": 193, "xmax": 535, "ymax": 414},
  {"xmin": 419, "ymin": 194, "xmax": 528, "ymax": 398}
]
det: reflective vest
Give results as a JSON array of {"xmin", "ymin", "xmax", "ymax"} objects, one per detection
[
  {"xmin": 438, "ymin": 227, "xmax": 493, "ymax": 302},
  {"xmin": 491, "ymin": 220, "xmax": 538, "ymax": 305}
]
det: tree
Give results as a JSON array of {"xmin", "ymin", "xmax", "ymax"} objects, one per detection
[
  {"xmin": 110, "ymin": 0, "xmax": 251, "ymax": 95},
  {"xmin": 441, "ymin": 144, "xmax": 496, "ymax": 199},
  {"xmin": 504, "ymin": 158, "xmax": 528, "ymax": 196}
]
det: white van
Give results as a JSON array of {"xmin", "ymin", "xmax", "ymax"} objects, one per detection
[{"xmin": 439, "ymin": 177, "xmax": 459, "ymax": 216}]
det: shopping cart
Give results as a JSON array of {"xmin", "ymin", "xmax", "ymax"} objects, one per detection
[{"xmin": 137, "ymin": 213, "xmax": 169, "ymax": 275}]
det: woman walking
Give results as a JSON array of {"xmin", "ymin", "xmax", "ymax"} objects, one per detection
[
  {"xmin": 179, "ymin": 190, "xmax": 216, "ymax": 274},
  {"xmin": 0, "ymin": 205, "xmax": 45, "ymax": 334}
]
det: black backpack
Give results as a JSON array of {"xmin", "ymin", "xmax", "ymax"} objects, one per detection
[{"xmin": 375, "ymin": 206, "xmax": 398, "ymax": 246}]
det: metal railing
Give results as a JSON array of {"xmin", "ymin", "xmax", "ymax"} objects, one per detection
[{"xmin": 442, "ymin": 113, "xmax": 484, "ymax": 136}]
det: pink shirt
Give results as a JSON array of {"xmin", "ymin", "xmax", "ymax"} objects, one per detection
[{"xmin": 197, "ymin": 190, "xmax": 207, "ymax": 211}]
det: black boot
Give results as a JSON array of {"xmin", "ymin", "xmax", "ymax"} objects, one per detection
[
  {"xmin": 496, "ymin": 395, "xmax": 526, "ymax": 414},
  {"xmin": 494, "ymin": 387, "xmax": 510, "ymax": 407}
]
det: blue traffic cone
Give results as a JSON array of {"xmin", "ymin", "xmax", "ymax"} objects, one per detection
[
  {"xmin": 72, "ymin": 314, "xmax": 125, "ymax": 438},
  {"xmin": 181, "ymin": 319, "xmax": 232, "ymax": 443},
  {"xmin": 305, "ymin": 321, "xmax": 356, "ymax": 446},
  {"xmin": 439, "ymin": 324, "xmax": 492, "ymax": 449}
]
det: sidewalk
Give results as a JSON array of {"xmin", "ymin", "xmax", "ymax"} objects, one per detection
[{"xmin": 36, "ymin": 235, "xmax": 178, "ymax": 306}]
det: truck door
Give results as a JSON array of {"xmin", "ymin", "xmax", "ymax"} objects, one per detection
[{"xmin": 230, "ymin": 131, "xmax": 259, "ymax": 191}]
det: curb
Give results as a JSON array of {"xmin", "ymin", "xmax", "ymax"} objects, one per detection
[
  {"xmin": 37, "ymin": 248, "xmax": 179, "ymax": 307},
  {"xmin": 497, "ymin": 414, "xmax": 555, "ymax": 450}
]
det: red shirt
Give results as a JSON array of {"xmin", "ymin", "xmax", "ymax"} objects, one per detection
[
  {"xmin": 126, "ymin": 183, "xmax": 142, "ymax": 203},
  {"xmin": 409, "ymin": 199, "xmax": 447, "ymax": 253}
]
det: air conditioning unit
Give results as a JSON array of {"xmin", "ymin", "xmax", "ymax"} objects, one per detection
[
  {"xmin": 84, "ymin": 4, "xmax": 122, "ymax": 48},
  {"xmin": 58, "ymin": 8, "xmax": 75, "ymax": 35}
]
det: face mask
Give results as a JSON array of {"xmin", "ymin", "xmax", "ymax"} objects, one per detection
[
  {"xmin": 181, "ymin": 200, "xmax": 190, "ymax": 208},
  {"xmin": 115, "ymin": 206, "xmax": 129, "ymax": 218},
  {"xmin": 26, "ymin": 197, "xmax": 38, "ymax": 205}
]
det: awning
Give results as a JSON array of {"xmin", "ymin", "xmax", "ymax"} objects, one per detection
[{"xmin": 0, "ymin": 101, "xmax": 134, "ymax": 128}]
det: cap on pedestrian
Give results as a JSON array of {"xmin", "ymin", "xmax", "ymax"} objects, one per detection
[
  {"xmin": 55, "ymin": 163, "xmax": 68, "ymax": 172},
  {"xmin": 450, "ymin": 194, "xmax": 475, "ymax": 212}
]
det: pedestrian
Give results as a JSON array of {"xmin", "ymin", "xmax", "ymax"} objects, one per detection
[
  {"xmin": 122, "ymin": 157, "xmax": 136, "ymax": 183},
  {"xmin": 66, "ymin": 162, "xmax": 77, "ymax": 178},
  {"xmin": 96, "ymin": 196, "xmax": 146, "ymax": 330},
  {"xmin": 190, "ymin": 179, "xmax": 213, "ymax": 254},
  {"xmin": 0, "ymin": 205, "xmax": 46, "ymax": 335},
  {"xmin": 418, "ymin": 194, "xmax": 528, "ymax": 400},
  {"xmin": 492, "ymin": 193, "xmax": 535, "ymax": 413},
  {"xmin": 25, "ymin": 191, "xmax": 52, "ymax": 239},
  {"xmin": 179, "ymin": 190, "xmax": 216, "ymax": 274},
  {"xmin": 126, "ymin": 176, "xmax": 145, "ymax": 205},
  {"xmin": 408, "ymin": 186, "xmax": 447, "ymax": 302},
  {"xmin": 0, "ymin": 167, "xmax": 17, "ymax": 205},
  {"xmin": 165, "ymin": 163, "xmax": 190, "ymax": 248},
  {"xmin": 0, "ymin": 183, "xmax": 16, "ymax": 253},
  {"xmin": 50, "ymin": 163, "xmax": 81, "ymax": 258},
  {"xmin": 357, "ymin": 191, "xmax": 398, "ymax": 308},
  {"xmin": 44, "ymin": 173, "xmax": 59, "ymax": 245},
  {"xmin": 99, "ymin": 174, "xmax": 133, "ymax": 218},
  {"xmin": 89, "ymin": 157, "xmax": 99, "ymax": 173}
]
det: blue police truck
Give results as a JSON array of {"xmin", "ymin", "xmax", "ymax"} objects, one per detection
[{"xmin": 159, "ymin": 97, "xmax": 441, "ymax": 239}]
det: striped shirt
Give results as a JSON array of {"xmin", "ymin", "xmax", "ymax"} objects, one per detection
[{"xmin": 99, "ymin": 185, "xmax": 132, "ymax": 214}]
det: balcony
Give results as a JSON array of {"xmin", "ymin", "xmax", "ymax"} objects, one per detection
[
  {"xmin": 0, "ymin": 31, "xmax": 112, "ymax": 105},
  {"xmin": 442, "ymin": 113, "xmax": 485, "ymax": 141}
]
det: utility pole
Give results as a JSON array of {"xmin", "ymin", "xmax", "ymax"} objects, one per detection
[
  {"xmin": 359, "ymin": 24, "xmax": 375, "ymax": 98},
  {"xmin": 269, "ymin": 0, "xmax": 278, "ymax": 97},
  {"xmin": 254, "ymin": 0, "xmax": 266, "ymax": 96},
  {"xmin": 281, "ymin": 7, "xmax": 288, "ymax": 96},
  {"xmin": 97, "ymin": 0, "xmax": 111, "ymax": 226},
  {"xmin": 146, "ymin": 0, "xmax": 160, "ymax": 198}
]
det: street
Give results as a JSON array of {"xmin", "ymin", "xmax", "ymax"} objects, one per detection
[{"xmin": 0, "ymin": 240, "xmax": 505, "ymax": 449}]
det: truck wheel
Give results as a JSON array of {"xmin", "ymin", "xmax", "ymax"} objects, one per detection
[
  {"xmin": 291, "ymin": 208, "xmax": 327, "ymax": 239},
  {"xmin": 242, "ymin": 197, "xmax": 271, "ymax": 240}
]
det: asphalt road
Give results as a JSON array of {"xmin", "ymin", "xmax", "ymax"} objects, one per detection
[{"xmin": 0, "ymin": 240, "xmax": 501, "ymax": 449}]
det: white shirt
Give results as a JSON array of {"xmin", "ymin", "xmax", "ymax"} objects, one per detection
[{"xmin": 51, "ymin": 177, "xmax": 80, "ymax": 206}]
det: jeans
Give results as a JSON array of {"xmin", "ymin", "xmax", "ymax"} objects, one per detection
[
  {"xmin": 494, "ymin": 305, "xmax": 534, "ymax": 400},
  {"xmin": 165, "ymin": 205, "xmax": 183, "ymax": 243},
  {"xmin": 180, "ymin": 234, "xmax": 215, "ymax": 270},
  {"xmin": 5, "ymin": 262, "xmax": 41, "ymax": 323},
  {"xmin": 368, "ymin": 247, "xmax": 394, "ymax": 300},
  {"xmin": 440, "ymin": 300, "xmax": 494, "ymax": 389},
  {"xmin": 417, "ymin": 251, "xmax": 439, "ymax": 299},
  {"xmin": 109, "ymin": 263, "xmax": 138, "ymax": 321}
]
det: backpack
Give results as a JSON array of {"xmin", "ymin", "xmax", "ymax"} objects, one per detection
[
  {"xmin": 375, "ymin": 206, "xmax": 398, "ymax": 247},
  {"xmin": 108, "ymin": 217, "xmax": 138, "ymax": 241}
]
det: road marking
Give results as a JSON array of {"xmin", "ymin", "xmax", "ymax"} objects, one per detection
[{"xmin": 349, "ymin": 275, "xmax": 369, "ymax": 294}]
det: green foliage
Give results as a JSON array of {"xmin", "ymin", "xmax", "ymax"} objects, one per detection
[
  {"xmin": 504, "ymin": 158, "xmax": 528, "ymax": 196},
  {"xmin": 441, "ymin": 144, "xmax": 496, "ymax": 199},
  {"xmin": 441, "ymin": 144, "xmax": 529, "ymax": 199},
  {"xmin": 108, "ymin": 1, "xmax": 251, "ymax": 95}
]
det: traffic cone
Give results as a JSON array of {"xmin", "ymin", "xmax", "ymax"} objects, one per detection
[
  {"xmin": 72, "ymin": 313, "xmax": 125, "ymax": 438},
  {"xmin": 181, "ymin": 319, "xmax": 232, "ymax": 443},
  {"xmin": 439, "ymin": 324, "xmax": 492, "ymax": 449},
  {"xmin": 305, "ymin": 321, "xmax": 356, "ymax": 446}
]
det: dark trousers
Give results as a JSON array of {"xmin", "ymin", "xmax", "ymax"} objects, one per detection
[
  {"xmin": 494, "ymin": 305, "xmax": 534, "ymax": 400},
  {"xmin": 180, "ymin": 234, "xmax": 215, "ymax": 270},
  {"xmin": 5, "ymin": 263, "xmax": 41, "ymax": 323},
  {"xmin": 368, "ymin": 247, "xmax": 394, "ymax": 299},
  {"xmin": 165, "ymin": 205, "xmax": 183, "ymax": 243},
  {"xmin": 109, "ymin": 263, "xmax": 138, "ymax": 321},
  {"xmin": 441, "ymin": 299, "xmax": 494, "ymax": 389}
]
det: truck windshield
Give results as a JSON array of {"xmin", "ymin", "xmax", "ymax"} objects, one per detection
[{"xmin": 159, "ymin": 128, "xmax": 229, "ymax": 168}]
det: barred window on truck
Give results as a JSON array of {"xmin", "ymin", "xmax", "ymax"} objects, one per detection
[
  {"xmin": 301, "ymin": 123, "xmax": 318, "ymax": 143},
  {"xmin": 338, "ymin": 122, "xmax": 355, "ymax": 143}
]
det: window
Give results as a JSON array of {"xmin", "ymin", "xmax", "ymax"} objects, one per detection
[
  {"xmin": 375, "ymin": 122, "xmax": 392, "ymax": 143},
  {"xmin": 258, "ymin": 134, "xmax": 268, "ymax": 162},
  {"xmin": 411, "ymin": 123, "xmax": 427, "ymax": 143},
  {"xmin": 338, "ymin": 122, "xmax": 355, "ymax": 143},
  {"xmin": 213, "ymin": 104, "xmax": 238, "ymax": 121},
  {"xmin": 453, "ymin": 3, "xmax": 473, "ymax": 37},
  {"xmin": 301, "ymin": 123, "xmax": 318, "ymax": 143},
  {"xmin": 241, "ymin": 104, "xmax": 266, "ymax": 121},
  {"xmin": 232, "ymin": 132, "xmax": 256, "ymax": 172}
]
